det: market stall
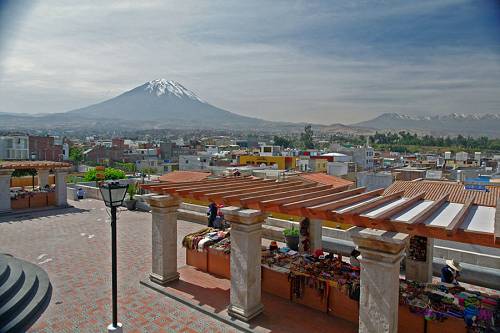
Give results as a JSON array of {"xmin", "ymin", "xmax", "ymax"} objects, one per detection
[
  {"xmin": 182, "ymin": 226, "xmax": 500, "ymax": 332},
  {"xmin": 143, "ymin": 176, "xmax": 500, "ymax": 329}
]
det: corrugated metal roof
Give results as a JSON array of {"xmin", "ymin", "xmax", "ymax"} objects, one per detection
[{"xmin": 384, "ymin": 180, "xmax": 500, "ymax": 207}]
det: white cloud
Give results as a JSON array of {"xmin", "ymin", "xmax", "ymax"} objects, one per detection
[{"xmin": 0, "ymin": 0, "xmax": 499, "ymax": 123}]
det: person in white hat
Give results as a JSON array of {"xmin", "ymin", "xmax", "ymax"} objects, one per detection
[{"xmin": 441, "ymin": 259, "xmax": 462, "ymax": 285}]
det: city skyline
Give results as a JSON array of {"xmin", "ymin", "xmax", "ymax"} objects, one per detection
[{"xmin": 1, "ymin": 0, "xmax": 499, "ymax": 124}]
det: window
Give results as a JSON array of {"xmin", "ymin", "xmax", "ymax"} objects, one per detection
[{"xmin": 263, "ymin": 147, "xmax": 272, "ymax": 153}]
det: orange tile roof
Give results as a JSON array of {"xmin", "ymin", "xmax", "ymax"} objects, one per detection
[
  {"xmin": 0, "ymin": 161, "xmax": 71, "ymax": 170},
  {"xmin": 158, "ymin": 171, "xmax": 211, "ymax": 183},
  {"xmin": 298, "ymin": 172, "xmax": 353, "ymax": 189},
  {"xmin": 384, "ymin": 180, "xmax": 500, "ymax": 207}
]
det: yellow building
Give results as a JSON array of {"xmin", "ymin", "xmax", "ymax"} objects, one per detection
[{"xmin": 238, "ymin": 155, "xmax": 297, "ymax": 170}]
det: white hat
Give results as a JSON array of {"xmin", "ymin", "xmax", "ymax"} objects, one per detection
[{"xmin": 446, "ymin": 259, "xmax": 462, "ymax": 272}]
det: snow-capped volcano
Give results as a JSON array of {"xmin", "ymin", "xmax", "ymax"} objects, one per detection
[
  {"xmin": 144, "ymin": 79, "xmax": 204, "ymax": 102},
  {"xmin": 64, "ymin": 79, "xmax": 272, "ymax": 129}
]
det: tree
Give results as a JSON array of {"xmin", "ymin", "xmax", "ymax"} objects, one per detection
[
  {"xmin": 69, "ymin": 146, "xmax": 84, "ymax": 165},
  {"xmin": 273, "ymin": 135, "xmax": 294, "ymax": 148},
  {"xmin": 301, "ymin": 125, "xmax": 315, "ymax": 149}
]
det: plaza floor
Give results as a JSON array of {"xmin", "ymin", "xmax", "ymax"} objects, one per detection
[{"xmin": 0, "ymin": 199, "xmax": 355, "ymax": 333}]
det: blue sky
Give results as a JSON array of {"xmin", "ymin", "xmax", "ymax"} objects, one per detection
[{"xmin": 0, "ymin": 0, "xmax": 499, "ymax": 123}]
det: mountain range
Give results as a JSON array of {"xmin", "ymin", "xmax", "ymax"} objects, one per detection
[
  {"xmin": 354, "ymin": 113, "xmax": 500, "ymax": 137},
  {"xmin": 0, "ymin": 79, "xmax": 498, "ymax": 137}
]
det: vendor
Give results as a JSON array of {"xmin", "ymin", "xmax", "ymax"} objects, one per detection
[
  {"xmin": 441, "ymin": 259, "xmax": 461, "ymax": 285},
  {"xmin": 350, "ymin": 249, "xmax": 361, "ymax": 268},
  {"xmin": 207, "ymin": 202, "xmax": 218, "ymax": 228}
]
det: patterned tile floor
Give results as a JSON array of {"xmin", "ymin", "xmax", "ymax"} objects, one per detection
[{"xmin": 0, "ymin": 199, "xmax": 237, "ymax": 333}]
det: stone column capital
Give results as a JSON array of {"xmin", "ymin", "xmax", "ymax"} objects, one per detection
[
  {"xmin": 350, "ymin": 227, "xmax": 409, "ymax": 254},
  {"xmin": 221, "ymin": 207, "xmax": 267, "ymax": 225},
  {"xmin": 147, "ymin": 195, "xmax": 180, "ymax": 212},
  {"xmin": 54, "ymin": 167, "xmax": 71, "ymax": 174}
]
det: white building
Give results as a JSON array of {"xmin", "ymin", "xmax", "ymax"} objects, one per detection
[
  {"xmin": 321, "ymin": 152, "xmax": 351, "ymax": 163},
  {"xmin": 0, "ymin": 135, "xmax": 29, "ymax": 160},
  {"xmin": 352, "ymin": 146, "xmax": 374, "ymax": 170},
  {"xmin": 179, "ymin": 154, "xmax": 214, "ymax": 171},
  {"xmin": 327, "ymin": 162, "xmax": 348, "ymax": 176},
  {"xmin": 444, "ymin": 151, "xmax": 452, "ymax": 160},
  {"xmin": 474, "ymin": 152, "xmax": 482, "ymax": 162},
  {"xmin": 297, "ymin": 158, "xmax": 310, "ymax": 172},
  {"xmin": 205, "ymin": 145, "xmax": 219, "ymax": 155},
  {"xmin": 456, "ymin": 151, "xmax": 468, "ymax": 162},
  {"xmin": 356, "ymin": 172, "xmax": 393, "ymax": 191},
  {"xmin": 259, "ymin": 145, "xmax": 281, "ymax": 157}
]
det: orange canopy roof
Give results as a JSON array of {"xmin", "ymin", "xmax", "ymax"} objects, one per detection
[
  {"xmin": 298, "ymin": 173, "xmax": 353, "ymax": 189},
  {"xmin": 158, "ymin": 171, "xmax": 211, "ymax": 183}
]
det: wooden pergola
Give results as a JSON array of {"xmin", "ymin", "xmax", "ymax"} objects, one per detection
[
  {"xmin": 0, "ymin": 161, "xmax": 71, "ymax": 170},
  {"xmin": 143, "ymin": 176, "xmax": 500, "ymax": 248}
]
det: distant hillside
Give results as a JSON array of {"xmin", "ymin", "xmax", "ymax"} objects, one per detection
[{"xmin": 354, "ymin": 113, "xmax": 500, "ymax": 137}]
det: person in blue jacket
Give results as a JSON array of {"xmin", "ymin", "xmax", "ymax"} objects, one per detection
[{"xmin": 441, "ymin": 259, "xmax": 461, "ymax": 285}]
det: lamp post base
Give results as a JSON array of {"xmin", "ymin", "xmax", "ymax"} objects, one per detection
[{"xmin": 107, "ymin": 323, "xmax": 123, "ymax": 333}]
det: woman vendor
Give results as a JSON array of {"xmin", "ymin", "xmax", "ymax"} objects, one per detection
[{"xmin": 441, "ymin": 259, "xmax": 461, "ymax": 285}]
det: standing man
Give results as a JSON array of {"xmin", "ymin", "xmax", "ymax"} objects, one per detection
[{"xmin": 207, "ymin": 201, "xmax": 218, "ymax": 228}]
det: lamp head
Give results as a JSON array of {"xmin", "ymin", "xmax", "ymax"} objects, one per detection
[{"xmin": 99, "ymin": 181, "xmax": 129, "ymax": 207}]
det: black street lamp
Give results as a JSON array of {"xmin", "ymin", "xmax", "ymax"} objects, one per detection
[{"xmin": 100, "ymin": 181, "xmax": 129, "ymax": 333}]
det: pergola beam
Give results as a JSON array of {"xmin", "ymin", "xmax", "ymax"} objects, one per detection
[
  {"xmin": 201, "ymin": 181, "xmax": 304, "ymax": 201},
  {"xmin": 406, "ymin": 193, "xmax": 449, "ymax": 226},
  {"xmin": 339, "ymin": 190, "xmax": 406, "ymax": 216},
  {"xmin": 446, "ymin": 195, "xmax": 475, "ymax": 235},
  {"xmin": 161, "ymin": 179, "xmax": 268, "ymax": 195},
  {"xmin": 258, "ymin": 186, "xmax": 338, "ymax": 208},
  {"xmin": 307, "ymin": 188, "xmax": 386, "ymax": 213},
  {"xmin": 202, "ymin": 182, "xmax": 304, "ymax": 203},
  {"xmin": 366, "ymin": 191, "xmax": 425, "ymax": 222},
  {"xmin": 240, "ymin": 183, "xmax": 331, "ymax": 206},
  {"xmin": 281, "ymin": 187, "xmax": 368, "ymax": 211}
]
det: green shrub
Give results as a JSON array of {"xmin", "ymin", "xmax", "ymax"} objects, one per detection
[
  {"xmin": 127, "ymin": 183, "xmax": 137, "ymax": 200},
  {"xmin": 83, "ymin": 167, "xmax": 126, "ymax": 181},
  {"xmin": 283, "ymin": 227, "xmax": 299, "ymax": 237}
]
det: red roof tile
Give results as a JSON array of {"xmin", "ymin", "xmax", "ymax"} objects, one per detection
[
  {"xmin": 298, "ymin": 173, "xmax": 353, "ymax": 189},
  {"xmin": 384, "ymin": 180, "xmax": 500, "ymax": 207},
  {"xmin": 158, "ymin": 171, "xmax": 211, "ymax": 183}
]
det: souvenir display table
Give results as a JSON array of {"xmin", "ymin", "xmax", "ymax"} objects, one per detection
[
  {"xmin": 182, "ymin": 228, "xmax": 499, "ymax": 332},
  {"xmin": 183, "ymin": 228, "xmax": 231, "ymax": 278}
]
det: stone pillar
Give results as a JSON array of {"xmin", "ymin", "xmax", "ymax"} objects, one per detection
[
  {"xmin": 147, "ymin": 195, "xmax": 180, "ymax": 285},
  {"xmin": 309, "ymin": 218, "xmax": 323, "ymax": 252},
  {"xmin": 37, "ymin": 169, "xmax": 50, "ymax": 188},
  {"xmin": 0, "ymin": 170, "xmax": 13, "ymax": 213},
  {"xmin": 54, "ymin": 169, "xmax": 68, "ymax": 206},
  {"xmin": 350, "ymin": 228, "xmax": 409, "ymax": 333},
  {"xmin": 405, "ymin": 236, "xmax": 434, "ymax": 283},
  {"xmin": 222, "ymin": 206, "xmax": 266, "ymax": 321}
]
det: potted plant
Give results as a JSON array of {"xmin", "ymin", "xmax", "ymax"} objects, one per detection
[
  {"xmin": 125, "ymin": 183, "xmax": 137, "ymax": 210},
  {"xmin": 283, "ymin": 227, "xmax": 299, "ymax": 251}
]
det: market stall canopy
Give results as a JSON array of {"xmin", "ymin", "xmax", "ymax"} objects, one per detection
[
  {"xmin": 0, "ymin": 161, "xmax": 71, "ymax": 170},
  {"xmin": 142, "ymin": 177, "xmax": 500, "ymax": 248}
]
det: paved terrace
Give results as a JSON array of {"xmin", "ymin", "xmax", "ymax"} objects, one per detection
[
  {"xmin": 0, "ymin": 199, "xmax": 235, "ymax": 333},
  {"xmin": 0, "ymin": 199, "xmax": 355, "ymax": 333}
]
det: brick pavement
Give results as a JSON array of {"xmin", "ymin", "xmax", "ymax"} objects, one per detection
[{"xmin": 0, "ymin": 199, "xmax": 237, "ymax": 333}]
